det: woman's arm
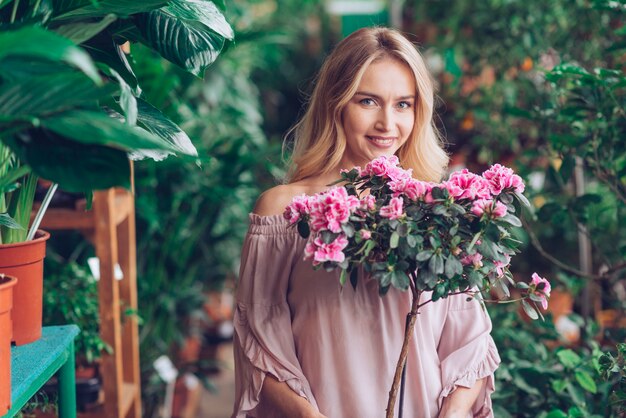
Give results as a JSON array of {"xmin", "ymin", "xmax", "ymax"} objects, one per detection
[
  {"xmin": 438, "ymin": 377, "xmax": 486, "ymax": 418},
  {"xmin": 260, "ymin": 375, "xmax": 327, "ymax": 418}
]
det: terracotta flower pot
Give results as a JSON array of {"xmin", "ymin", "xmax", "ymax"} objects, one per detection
[
  {"xmin": 0, "ymin": 230, "xmax": 49, "ymax": 345},
  {"xmin": 0, "ymin": 274, "xmax": 18, "ymax": 415}
]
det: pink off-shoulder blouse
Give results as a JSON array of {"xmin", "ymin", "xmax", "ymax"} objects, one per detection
[{"xmin": 232, "ymin": 214, "xmax": 501, "ymax": 418}]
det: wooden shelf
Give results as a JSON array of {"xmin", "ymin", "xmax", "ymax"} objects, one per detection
[{"xmin": 37, "ymin": 188, "xmax": 141, "ymax": 418}]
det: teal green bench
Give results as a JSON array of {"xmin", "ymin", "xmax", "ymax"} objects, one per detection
[{"xmin": 2, "ymin": 325, "xmax": 80, "ymax": 418}]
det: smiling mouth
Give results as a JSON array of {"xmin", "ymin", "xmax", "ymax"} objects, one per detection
[{"xmin": 367, "ymin": 136, "xmax": 397, "ymax": 146}]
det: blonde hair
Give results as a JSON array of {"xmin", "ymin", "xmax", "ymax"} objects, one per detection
[{"xmin": 285, "ymin": 27, "xmax": 448, "ymax": 183}]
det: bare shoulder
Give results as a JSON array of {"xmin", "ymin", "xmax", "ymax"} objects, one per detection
[{"xmin": 253, "ymin": 184, "xmax": 308, "ymax": 216}]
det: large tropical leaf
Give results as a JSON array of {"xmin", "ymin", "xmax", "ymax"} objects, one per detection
[
  {"xmin": 130, "ymin": 98, "xmax": 197, "ymax": 161},
  {"xmin": 52, "ymin": 14, "xmax": 118, "ymax": 44},
  {"xmin": 0, "ymin": 26, "xmax": 101, "ymax": 83},
  {"xmin": 9, "ymin": 128, "xmax": 131, "ymax": 192},
  {"xmin": 52, "ymin": 0, "xmax": 169, "ymax": 21},
  {"xmin": 40, "ymin": 110, "xmax": 186, "ymax": 153},
  {"xmin": 0, "ymin": 72, "xmax": 108, "ymax": 118},
  {"xmin": 134, "ymin": 0, "xmax": 234, "ymax": 76},
  {"xmin": 82, "ymin": 32, "xmax": 140, "ymax": 93}
]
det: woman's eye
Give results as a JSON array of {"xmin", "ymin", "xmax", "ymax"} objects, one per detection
[
  {"xmin": 397, "ymin": 101, "xmax": 412, "ymax": 109},
  {"xmin": 359, "ymin": 98, "xmax": 375, "ymax": 106}
]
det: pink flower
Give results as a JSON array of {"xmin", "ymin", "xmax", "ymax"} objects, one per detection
[
  {"xmin": 309, "ymin": 187, "xmax": 360, "ymax": 233},
  {"xmin": 482, "ymin": 164, "xmax": 525, "ymax": 196},
  {"xmin": 380, "ymin": 197, "xmax": 404, "ymax": 220},
  {"xmin": 530, "ymin": 272, "xmax": 551, "ymax": 310},
  {"xmin": 461, "ymin": 252, "xmax": 483, "ymax": 268},
  {"xmin": 309, "ymin": 235, "xmax": 349, "ymax": 265},
  {"xmin": 360, "ymin": 230, "xmax": 372, "ymax": 240},
  {"xmin": 493, "ymin": 254, "xmax": 511, "ymax": 277},
  {"xmin": 389, "ymin": 178, "xmax": 431, "ymax": 201},
  {"xmin": 444, "ymin": 169, "xmax": 492, "ymax": 201},
  {"xmin": 362, "ymin": 155, "xmax": 400, "ymax": 177},
  {"xmin": 471, "ymin": 199, "xmax": 508, "ymax": 218},
  {"xmin": 492, "ymin": 201, "xmax": 507, "ymax": 218},
  {"xmin": 284, "ymin": 194, "xmax": 312, "ymax": 224}
]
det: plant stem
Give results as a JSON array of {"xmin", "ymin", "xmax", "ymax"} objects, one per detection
[{"xmin": 386, "ymin": 284, "xmax": 421, "ymax": 418}]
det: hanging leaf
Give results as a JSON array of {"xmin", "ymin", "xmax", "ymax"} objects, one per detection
[
  {"xmin": 52, "ymin": 14, "xmax": 118, "ymax": 44},
  {"xmin": 10, "ymin": 128, "xmax": 131, "ymax": 192},
  {"xmin": 350, "ymin": 268, "xmax": 358, "ymax": 291},
  {"xmin": 521, "ymin": 299, "xmax": 539, "ymax": 320},
  {"xmin": 133, "ymin": 0, "xmax": 234, "ymax": 76},
  {"xmin": 0, "ymin": 26, "xmax": 101, "ymax": 83},
  {"xmin": 52, "ymin": 0, "xmax": 169, "ymax": 21}
]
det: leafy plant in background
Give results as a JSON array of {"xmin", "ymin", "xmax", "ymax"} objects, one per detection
[
  {"xmin": 490, "ymin": 306, "xmax": 616, "ymax": 417},
  {"xmin": 403, "ymin": 0, "xmax": 621, "ymax": 165},
  {"xmin": 0, "ymin": 0, "xmax": 234, "ymax": 244},
  {"xmin": 128, "ymin": 11, "xmax": 287, "ymax": 414},
  {"xmin": 42, "ymin": 259, "xmax": 109, "ymax": 364}
]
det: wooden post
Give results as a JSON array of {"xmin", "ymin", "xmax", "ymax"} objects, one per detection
[{"xmin": 93, "ymin": 189, "xmax": 124, "ymax": 418}]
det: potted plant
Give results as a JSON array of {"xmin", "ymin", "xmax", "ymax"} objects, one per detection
[{"xmin": 0, "ymin": 0, "xmax": 234, "ymax": 344}]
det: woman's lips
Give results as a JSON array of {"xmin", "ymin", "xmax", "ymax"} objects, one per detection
[{"xmin": 367, "ymin": 136, "xmax": 397, "ymax": 148}]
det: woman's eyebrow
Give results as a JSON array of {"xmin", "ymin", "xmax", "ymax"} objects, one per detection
[{"xmin": 354, "ymin": 91, "xmax": 416, "ymax": 100}]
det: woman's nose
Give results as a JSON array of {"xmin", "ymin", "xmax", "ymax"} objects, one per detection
[{"xmin": 374, "ymin": 106, "xmax": 393, "ymax": 132}]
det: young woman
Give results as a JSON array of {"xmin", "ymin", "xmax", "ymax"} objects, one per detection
[{"xmin": 232, "ymin": 27, "xmax": 500, "ymax": 418}]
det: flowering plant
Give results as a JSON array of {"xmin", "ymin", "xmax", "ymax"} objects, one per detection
[{"xmin": 284, "ymin": 155, "xmax": 551, "ymax": 417}]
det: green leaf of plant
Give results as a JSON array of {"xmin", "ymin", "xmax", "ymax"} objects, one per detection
[
  {"xmin": 416, "ymin": 250, "xmax": 433, "ymax": 262},
  {"xmin": 551, "ymin": 379, "xmax": 568, "ymax": 394},
  {"xmin": 429, "ymin": 253, "xmax": 444, "ymax": 275},
  {"xmin": 557, "ymin": 349, "xmax": 582, "ymax": 368},
  {"xmin": 0, "ymin": 213, "xmax": 25, "ymax": 230},
  {"xmin": 574, "ymin": 371, "xmax": 597, "ymax": 393},
  {"xmin": 500, "ymin": 214, "xmax": 522, "ymax": 227},
  {"xmin": 444, "ymin": 256, "xmax": 463, "ymax": 279},
  {"xmin": 41, "ymin": 109, "xmax": 183, "ymax": 153},
  {"xmin": 0, "ymin": 26, "xmax": 101, "ymax": 84},
  {"xmin": 350, "ymin": 268, "xmax": 358, "ymax": 291},
  {"xmin": 133, "ymin": 0, "xmax": 234, "ymax": 76},
  {"xmin": 0, "ymin": 73, "xmax": 107, "ymax": 121},
  {"xmin": 82, "ymin": 33, "xmax": 139, "ymax": 93},
  {"xmin": 132, "ymin": 98, "xmax": 197, "ymax": 159},
  {"xmin": 52, "ymin": 14, "xmax": 118, "ymax": 44},
  {"xmin": 11, "ymin": 128, "xmax": 130, "ymax": 192},
  {"xmin": 406, "ymin": 234, "xmax": 417, "ymax": 248},
  {"xmin": 521, "ymin": 299, "xmax": 539, "ymax": 320},
  {"xmin": 52, "ymin": 0, "xmax": 169, "ymax": 21},
  {"xmin": 390, "ymin": 231, "xmax": 400, "ymax": 249},
  {"xmin": 297, "ymin": 221, "xmax": 310, "ymax": 239},
  {"xmin": 544, "ymin": 410, "xmax": 568, "ymax": 418},
  {"xmin": 339, "ymin": 268, "xmax": 347, "ymax": 286},
  {"xmin": 390, "ymin": 270, "xmax": 409, "ymax": 290}
]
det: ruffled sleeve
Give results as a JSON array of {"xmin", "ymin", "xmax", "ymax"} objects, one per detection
[
  {"xmin": 232, "ymin": 214, "xmax": 318, "ymax": 418},
  {"xmin": 437, "ymin": 294, "xmax": 501, "ymax": 418}
]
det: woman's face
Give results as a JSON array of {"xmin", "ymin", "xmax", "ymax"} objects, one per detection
[{"xmin": 341, "ymin": 58, "xmax": 416, "ymax": 168}]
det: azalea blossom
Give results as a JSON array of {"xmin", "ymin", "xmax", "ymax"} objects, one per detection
[
  {"xmin": 380, "ymin": 197, "xmax": 404, "ymax": 220},
  {"xmin": 444, "ymin": 169, "xmax": 492, "ymax": 201},
  {"xmin": 461, "ymin": 252, "xmax": 483, "ymax": 268},
  {"xmin": 390, "ymin": 178, "xmax": 431, "ymax": 201},
  {"xmin": 482, "ymin": 164, "xmax": 525, "ymax": 195},
  {"xmin": 307, "ymin": 235, "xmax": 349, "ymax": 265},
  {"xmin": 309, "ymin": 187, "xmax": 360, "ymax": 233},
  {"xmin": 360, "ymin": 229, "xmax": 372, "ymax": 240},
  {"xmin": 283, "ymin": 194, "xmax": 312, "ymax": 224},
  {"xmin": 493, "ymin": 254, "xmax": 511, "ymax": 277},
  {"xmin": 530, "ymin": 272, "xmax": 551, "ymax": 309},
  {"xmin": 471, "ymin": 199, "xmax": 508, "ymax": 218}
]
